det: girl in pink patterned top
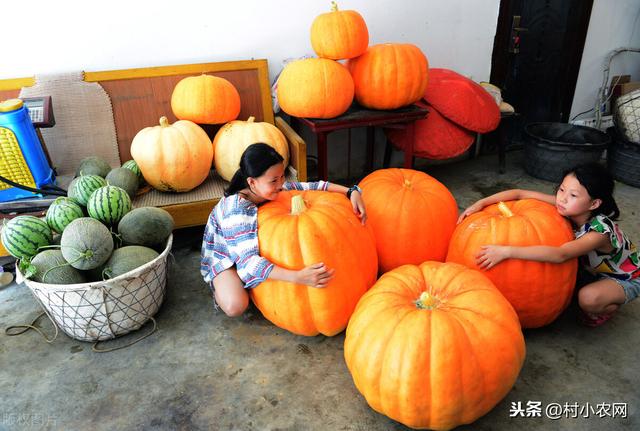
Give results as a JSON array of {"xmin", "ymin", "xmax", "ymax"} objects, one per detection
[{"xmin": 459, "ymin": 163, "xmax": 639, "ymax": 327}]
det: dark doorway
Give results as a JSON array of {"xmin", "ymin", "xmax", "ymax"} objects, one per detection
[{"xmin": 489, "ymin": 0, "xmax": 594, "ymax": 146}]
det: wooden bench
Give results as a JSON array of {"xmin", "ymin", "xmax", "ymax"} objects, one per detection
[
  {"xmin": 0, "ymin": 59, "xmax": 306, "ymax": 257},
  {"xmin": 0, "ymin": 59, "xmax": 307, "ymax": 229}
]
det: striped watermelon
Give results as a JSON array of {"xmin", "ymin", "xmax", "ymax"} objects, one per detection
[
  {"xmin": 1, "ymin": 216, "xmax": 53, "ymax": 259},
  {"xmin": 87, "ymin": 185, "xmax": 132, "ymax": 225},
  {"xmin": 71, "ymin": 175, "xmax": 107, "ymax": 206},
  {"xmin": 46, "ymin": 197, "xmax": 84, "ymax": 233},
  {"xmin": 121, "ymin": 159, "xmax": 143, "ymax": 184}
]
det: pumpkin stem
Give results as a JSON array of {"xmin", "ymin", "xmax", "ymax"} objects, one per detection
[
  {"xmin": 247, "ymin": 116, "xmax": 255, "ymax": 123},
  {"xmin": 290, "ymin": 195, "xmax": 307, "ymax": 215},
  {"xmin": 403, "ymin": 179, "xmax": 412, "ymax": 189},
  {"xmin": 159, "ymin": 116, "xmax": 170, "ymax": 127},
  {"xmin": 415, "ymin": 291, "xmax": 440, "ymax": 310},
  {"xmin": 497, "ymin": 201, "xmax": 514, "ymax": 217},
  {"xmin": 331, "ymin": 1, "xmax": 338, "ymax": 11}
]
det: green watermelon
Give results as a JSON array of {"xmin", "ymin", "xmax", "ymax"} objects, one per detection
[
  {"xmin": 101, "ymin": 245, "xmax": 159, "ymax": 279},
  {"xmin": 60, "ymin": 218, "xmax": 114, "ymax": 270},
  {"xmin": 30, "ymin": 249, "xmax": 86, "ymax": 284},
  {"xmin": 71, "ymin": 175, "xmax": 108, "ymax": 206},
  {"xmin": 121, "ymin": 160, "xmax": 144, "ymax": 185},
  {"xmin": 105, "ymin": 167, "xmax": 139, "ymax": 199},
  {"xmin": 1, "ymin": 216, "xmax": 52, "ymax": 259},
  {"xmin": 118, "ymin": 207, "xmax": 174, "ymax": 247},
  {"xmin": 75, "ymin": 156, "xmax": 111, "ymax": 178},
  {"xmin": 87, "ymin": 186, "xmax": 132, "ymax": 225},
  {"xmin": 46, "ymin": 197, "xmax": 84, "ymax": 233}
]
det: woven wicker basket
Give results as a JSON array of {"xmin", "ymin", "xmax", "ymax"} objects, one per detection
[{"xmin": 16, "ymin": 235, "xmax": 172, "ymax": 342}]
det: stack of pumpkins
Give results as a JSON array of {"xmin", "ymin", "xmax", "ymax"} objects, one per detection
[
  {"xmin": 130, "ymin": 72, "xmax": 290, "ymax": 189},
  {"xmin": 276, "ymin": 2, "xmax": 429, "ymax": 119},
  {"xmin": 251, "ymin": 166, "xmax": 577, "ymax": 430},
  {"xmin": 2, "ymin": 156, "xmax": 174, "ymax": 285}
]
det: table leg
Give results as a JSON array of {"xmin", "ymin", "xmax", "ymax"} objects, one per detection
[
  {"xmin": 317, "ymin": 131, "xmax": 328, "ymax": 181},
  {"xmin": 366, "ymin": 127, "xmax": 374, "ymax": 173},
  {"xmin": 498, "ymin": 122, "xmax": 507, "ymax": 174},
  {"xmin": 403, "ymin": 122, "xmax": 415, "ymax": 169}
]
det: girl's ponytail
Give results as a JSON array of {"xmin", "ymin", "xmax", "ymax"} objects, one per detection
[{"xmin": 225, "ymin": 168, "xmax": 249, "ymax": 197}]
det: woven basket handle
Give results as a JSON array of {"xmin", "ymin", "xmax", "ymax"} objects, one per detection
[
  {"xmin": 5, "ymin": 311, "xmax": 59, "ymax": 343},
  {"xmin": 91, "ymin": 317, "xmax": 157, "ymax": 353}
]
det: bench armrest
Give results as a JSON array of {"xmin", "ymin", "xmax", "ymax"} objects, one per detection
[{"xmin": 276, "ymin": 116, "xmax": 307, "ymax": 182}]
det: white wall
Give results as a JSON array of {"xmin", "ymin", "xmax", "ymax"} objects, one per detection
[
  {"xmin": 570, "ymin": 0, "xmax": 640, "ymax": 120},
  {"xmin": 1, "ymin": 0, "xmax": 499, "ymax": 83}
]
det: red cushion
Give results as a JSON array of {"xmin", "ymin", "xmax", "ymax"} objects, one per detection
[
  {"xmin": 424, "ymin": 68, "xmax": 500, "ymax": 133},
  {"xmin": 385, "ymin": 101, "xmax": 475, "ymax": 160}
]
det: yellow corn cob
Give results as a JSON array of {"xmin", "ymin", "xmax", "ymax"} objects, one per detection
[{"xmin": 0, "ymin": 126, "xmax": 37, "ymax": 190}]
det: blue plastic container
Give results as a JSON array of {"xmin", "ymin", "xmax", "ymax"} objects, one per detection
[{"xmin": 0, "ymin": 99, "xmax": 55, "ymax": 201}]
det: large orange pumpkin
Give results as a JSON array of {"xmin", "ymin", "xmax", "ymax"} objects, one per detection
[
  {"xmin": 212, "ymin": 116, "xmax": 289, "ymax": 181},
  {"xmin": 446, "ymin": 200, "xmax": 578, "ymax": 328},
  {"xmin": 310, "ymin": 1, "xmax": 369, "ymax": 60},
  {"xmin": 251, "ymin": 191, "xmax": 378, "ymax": 336},
  {"xmin": 276, "ymin": 58, "xmax": 354, "ymax": 119},
  {"xmin": 359, "ymin": 168, "xmax": 458, "ymax": 272},
  {"xmin": 171, "ymin": 74, "xmax": 241, "ymax": 124},
  {"xmin": 345, "ymin": 261, "xmax": 526, "ymax": 430},
  {"xmin": 347, "ymin": 43, "xmax": 429, "ymax": 109},
  {"xmin": 130, "ymin": 116, "xmax": 213, "ymax": 192}
]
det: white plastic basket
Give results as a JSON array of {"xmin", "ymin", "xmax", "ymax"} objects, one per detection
[
  {"xmin": 16, "ymin": 235, "xmax": 172, "ymax": 342},
  {"xmin": 615, "ymin": 89, "xmax": 640, "ymax": 143}
]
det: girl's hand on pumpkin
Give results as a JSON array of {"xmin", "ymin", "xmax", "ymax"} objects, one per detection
[
  {"xmin": 457, "ymin": 202, "xmax": 484, "ymax": 224},
  {"xmin": 297, "ymin": 263, "xmax": 335, "ymax": 288},
  {"xmin": 476, "ymin": 245, "xmax": 510, "ymax": 269},
  {"xmin": 350, "ymin": 191, "xmax": 367, "ymax": 225}
]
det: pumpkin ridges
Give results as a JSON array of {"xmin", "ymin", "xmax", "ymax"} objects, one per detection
[{"xmin": 345, "ymin": 262, "xmax": 525, "ymax": 429}]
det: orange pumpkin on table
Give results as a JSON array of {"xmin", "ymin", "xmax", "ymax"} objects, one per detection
[
  {"xmin": 276, "ymin": 58, "xmax": 354, "ymax": 119},
  {"xmin": 171, "ymin": 74, "xmax": 241, "ymax": 124},
  {"xmin": 347, "ymin": 43, "xmax": 428, "ymax": 110},
  {"xmin": 359, "ymin": 168, "xmax": 458, "ymax": 273},
  {"xmin": 344, "ymin": 261, "xmax": 526, "ymax": 430},
  {"xmin": 446, "ymin": 199, "xmax": 578, "ymax": 328},
  {"xmin": 130, "ymin": 116, "xmax": 213, "ymax": 192},
  {"xmin": 251, "ymin": 191, "xmax": 377, "ymax": 336},
  {"xmin": 310, "ymin": 1, "xmax": 369, "ymax": 60}
]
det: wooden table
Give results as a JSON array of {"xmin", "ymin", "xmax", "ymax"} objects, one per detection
[{"xmin": 291, "ymin": 104, "xmax": 428, "ymax": 180}]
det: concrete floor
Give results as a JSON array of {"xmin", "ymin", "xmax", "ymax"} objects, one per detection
[{"xmin": 1, "ymin": 149, "xmax": 638, "ymax": 431}]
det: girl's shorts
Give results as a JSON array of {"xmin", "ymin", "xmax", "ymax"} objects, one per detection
[{"xmin": 608, "ymin": 276, "xmax": 640, "ymax": 304}]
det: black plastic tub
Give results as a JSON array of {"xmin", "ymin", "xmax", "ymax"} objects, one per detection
[
  {"xmin": 608, "ymin": 127, "xmax": 640, "ymax": 188},
  {"xmin": 524, "ymin": 122, "xmax": 610, "ymax": 183}
]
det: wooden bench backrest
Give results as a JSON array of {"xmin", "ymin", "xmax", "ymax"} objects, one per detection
[{"xmin": 0, "ymin": 60, "xmax": 274, "ymax": 163}]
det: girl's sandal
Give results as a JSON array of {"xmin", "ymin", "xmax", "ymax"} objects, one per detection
[{"xmin": 579, "ymin": 310, "xmax": 615, "ymax": 328}]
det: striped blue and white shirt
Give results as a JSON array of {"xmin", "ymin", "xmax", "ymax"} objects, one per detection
[{"xmin": 200, "ymin": 180, "xmax": 329, "ymax": 289}]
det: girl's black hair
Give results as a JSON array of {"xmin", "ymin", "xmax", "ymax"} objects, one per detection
[
  {"xmin": 562, "ymin": 162, "xmax": 620, "ymax": 220},
  {"xmin": 225, "ymin": 143, "xmax": 284, "ymax": 197}
]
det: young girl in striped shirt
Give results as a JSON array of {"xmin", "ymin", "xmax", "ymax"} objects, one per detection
[{"xmin": 201, "ymin": 143, "xmax": 366, "ymax": 317}]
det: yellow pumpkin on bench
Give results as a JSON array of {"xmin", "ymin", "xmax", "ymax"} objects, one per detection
[{"xmin": 130, "ymin": 116, "xmax": 213, "ymax": 192}]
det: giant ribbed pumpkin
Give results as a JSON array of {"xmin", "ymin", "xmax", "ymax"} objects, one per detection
[
  {"xmin": 171, "ymin": 74, "xmax": 241, "ymax": 124},
  {"xmin": 359, "ymin": 168, "xmax": 457, "ymax": 272},
  {"xmin": 347, "ymin": 43, "xmax": 428, "ymax": 109},
  {"xmin": 212, "ymin": 116, "xmax": 289, "ymax": 181},
  {"xmin": 130, "ymin": 116, "xmax": 213, "ymax": 192},
  {"xmin": 310, "ymin": 1, "xmax": 369, "ymax": 60},
  {"xmin": 345, "ymin": 261, "xmax": 525, "ymax": 430},
  {"xmin": 252, "ymin": 191, "xmax": 378, "ymax": 336},
  {"xmin": 277, "ymin": 58, "xmax": 354, "ymax": 119},
  {"xmin": 446, "ymin": 200, "xmax": 578, "ymax": 328}
]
